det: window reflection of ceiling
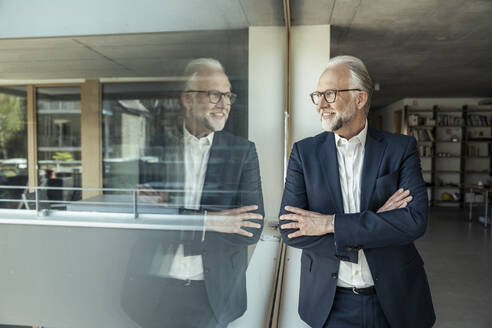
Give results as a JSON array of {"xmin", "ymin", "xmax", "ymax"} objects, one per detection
[{"xmin": 0, "ymin": 29, "xmax": 249, "ymax": 81}]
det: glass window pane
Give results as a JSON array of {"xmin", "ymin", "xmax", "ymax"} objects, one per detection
[
  {"xmin": 0, "ymin": 86, "xmax": 28, "ymax": 208},
  {"xmin": 37, "ymin": 87, "xmax": 82, "ymax": 204}
]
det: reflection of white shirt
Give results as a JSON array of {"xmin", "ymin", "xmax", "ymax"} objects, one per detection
[
  {"xmin": 335, "ymin": 121, "xmax": 375, "ymax": 288},
  {"xmin": 161, "ymin": 126, "xmax": 214, "ymax": 281}
]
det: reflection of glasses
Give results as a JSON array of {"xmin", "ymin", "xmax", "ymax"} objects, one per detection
[
  {"xmin": 186, "ymin": 90, "xmax": 237, "ymax": 105},
  {"xmin": 310, "ymin": 89, "xmax": 361, "ymax": 105}
]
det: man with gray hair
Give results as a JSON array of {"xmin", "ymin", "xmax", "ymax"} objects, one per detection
[
  {"xmin": 279, "ymin": 55, "xmax": 435, "ymax": 328},
  {"xmin": 123, "ymin": 58, "xmax": 264, "ymax": 328}
]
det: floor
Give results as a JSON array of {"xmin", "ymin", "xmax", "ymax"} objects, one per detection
[{"xmin": 417, "ymin": 207, "xmax": 492, "ymax": 328}]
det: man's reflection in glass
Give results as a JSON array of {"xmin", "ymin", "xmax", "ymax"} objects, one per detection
[{"xmin": 122, "ymin": 58, "xmax": 264, "ymax": 328}]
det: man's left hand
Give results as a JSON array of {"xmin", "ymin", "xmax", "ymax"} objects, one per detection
[{"xmin": 279, "ymin": 206, "xmax": 334, "ymax": 238}]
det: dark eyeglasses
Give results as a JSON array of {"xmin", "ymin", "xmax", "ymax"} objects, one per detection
[
  {"xmin": 186, "ymin": 90, "xmax": 237, "ymax": 105},
  {"xmin": 309, "ymin": 89, "xmax": 361, "ymax": 105}
]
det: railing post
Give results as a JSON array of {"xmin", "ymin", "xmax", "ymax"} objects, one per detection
[
  {"xmin": 133, "ymin": 190, "xmax": 139, "ymax": 219},
  {"xmin": 35, "ymin": 187, "xmax": 40, "ymax": 214}
]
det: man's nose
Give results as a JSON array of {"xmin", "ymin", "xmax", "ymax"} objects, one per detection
[
  {"xmin": 318, "ymin": 95, "xmax": 330, "ymax": 111},
  {"xmin": 215, "ymin": 95, "xmax": 229, "ymax": 108}
]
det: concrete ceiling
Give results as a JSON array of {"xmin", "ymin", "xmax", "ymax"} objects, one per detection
[
  {"xmin": 0, "ymin": 0, "xmax": 491, "ymax": 108},
  {"xmin": 292, "ymin": 0, "xmax": 492, "ymax": 108}
]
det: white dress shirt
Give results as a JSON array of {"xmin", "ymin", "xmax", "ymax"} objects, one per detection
[
  {"xmin": 164, "ymin": 125, "xmax": 214, "ymax": 281},
  {"xmin": 335, "ymin": 121, "xmax": 375, "ymax": 288}
]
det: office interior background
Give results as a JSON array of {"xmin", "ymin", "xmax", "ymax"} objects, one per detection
[{"xmin": 0, "ymin": 0, "xmax": 490, "ymax": 327}]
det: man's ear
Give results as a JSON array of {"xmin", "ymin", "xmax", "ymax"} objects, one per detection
[{"xmin": 356, "ymin": 91, "xmax": 368, "ymax": 110}]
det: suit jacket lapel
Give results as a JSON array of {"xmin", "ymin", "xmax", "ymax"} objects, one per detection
[
  {"xmin": 360, "ymin": 127, "xmax": 387, "ymax": 211},
  {"xmin": 164, "ymin": 128, "xmax": 185, "ymax": 204},
  {"xmin": 201, "ymin": 132, "xmax": 226, "ymax": 207},
  {"xmin": 318, "ymin": 132, "xmax": 344, "ymax": 214}
]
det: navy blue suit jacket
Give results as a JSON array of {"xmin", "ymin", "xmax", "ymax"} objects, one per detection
[
  {"xmin": 123, "ymin": 130, "xmax": 264, "ymax": 326},
  {"xmin": 279, "ymin": 127, "xmax": 436, "ymax": 328}
]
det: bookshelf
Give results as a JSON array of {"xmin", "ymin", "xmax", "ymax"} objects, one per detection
[{"xmin": 404, "ymin": 105, "xmax": 492, "ymax": 207}]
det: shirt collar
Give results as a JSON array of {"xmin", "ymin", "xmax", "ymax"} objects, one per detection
[
  {"xmin": 334, "ymin": 119, "xmax": 368, "ymax": 147},
  {"xmin": 183, "ymin": 123, "xmax": 214, "ymax": 146}
]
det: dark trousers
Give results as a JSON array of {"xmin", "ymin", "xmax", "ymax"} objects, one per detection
[
  {"xmin": 323, "ymin": 287, "xmax": 390, "ymax": 328},
  {"xmin": 122, "ymin": 276, "xmax": 224, "ymax": 328}
]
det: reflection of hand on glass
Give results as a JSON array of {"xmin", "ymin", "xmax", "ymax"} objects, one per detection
[
  {"xmin": 206, "ymin": 205, "xmax": 263, "ymax": 237},
  {"xmin": 137, "ymin": 184, "xmax": 169, "ymax": 204}
]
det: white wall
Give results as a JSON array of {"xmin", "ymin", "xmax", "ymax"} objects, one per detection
[
  {"xmin": 248, "ymin": 26, "xmax": 286, "ymax": 223},
  {"xmin": 290, "ymin": 25, "xmax": 331, "ymax": 142},
  {"xmin": 230, "ymin": 228, "xmax": 281, "ymax": 328},
  {"xmin": 247, "ymin": 28, "xmax": 287, "ymax": 327}
]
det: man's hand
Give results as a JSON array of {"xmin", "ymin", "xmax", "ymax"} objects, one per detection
[
  {"xmin": 377, "ymin": 188, "xmax": 413, "ymax": 213},
  {"xmin": 137, "ymin": 184, "xmax": 169, "ymax": 204},
  {"xmin": 279, "ymin": 206, "xmax": 334, "ymax": 239},
  {"xmin": 206, "ymin": 205, "xmax": 263, "ymax": 237}
]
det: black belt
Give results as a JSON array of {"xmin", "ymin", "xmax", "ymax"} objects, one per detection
[{"xmin": 337, "ymin": 286, "xmax": 376, "ymax": 295}]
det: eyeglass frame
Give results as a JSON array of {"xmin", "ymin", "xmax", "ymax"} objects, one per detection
[
  {"xmin": 309, "ymin": 89, "xmax": 362, "ymax": 105},
  {"xmin": 185, "ymin": 90, "xmax": 238, "ymax": 105}
]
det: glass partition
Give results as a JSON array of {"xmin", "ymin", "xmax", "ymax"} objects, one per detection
[
  {"xmin": 0, "ymin": 16, "xmax": 284, "ymax": 328},
  {"xmin": 37, "ymin": 87, "xmax": 82, "ymax": 204},
  {"xmin": 0, "ymin": 86, "xmax": 28, "ymax": 209}
]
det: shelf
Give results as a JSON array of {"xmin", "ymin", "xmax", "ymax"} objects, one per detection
[
  {"xmin": 420, "ymin": 155, "xmax": 492, "ymax": 159},
  {"xmin": 405, "ymin": 105, "xmax": 492, "ymax": 194},
  {"xmin": 409, "ymin": 125, "xmax": 435, "ymax": 129},
  {"xmin": 465, "ymin": 106, "xmax": 492, "ymax": 112},
  {"xmin": 435, "ymin": 156, "xmax": 461, "ymax": 158},
  {"xmin": 407, "ymin": 108, "xmax": 434, "ymax": 113},
  {"xmin": 467, "ymin": 138, "xmax": 492, "ymax": 142},
  {"xmin": 436, "ymin": 109, "xmax": 463, "ymax": 113}
]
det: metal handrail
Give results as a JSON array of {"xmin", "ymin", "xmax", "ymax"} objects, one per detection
[{"xmin": 0, "ymin": 185, "xmax": 269, "ymax": 231}]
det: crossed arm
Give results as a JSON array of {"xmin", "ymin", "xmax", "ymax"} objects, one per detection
[
  {"xmin": 280, "ymin": 188, "xmax": 413, "ymax": 238},
  {"xmin": 279, "ymin": 137, "xmax": 428, "ymax": 253}
]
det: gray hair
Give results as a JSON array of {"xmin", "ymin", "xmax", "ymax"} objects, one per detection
[
  {"xmin": 183, "ymin": 58, "xmax": 226, "ymax": 91},
  {"xmin": 325, "ymin": 55, "xmax": 373, "ymax": 115}
]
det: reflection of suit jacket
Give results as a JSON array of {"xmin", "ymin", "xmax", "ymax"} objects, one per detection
[
  {"xmin": 125, "ymin": 128, "xmax": 264, "ymax": 326},
  {"xmin": 279, "ymin": 128, "xmax": 435, "ymax": 328}
]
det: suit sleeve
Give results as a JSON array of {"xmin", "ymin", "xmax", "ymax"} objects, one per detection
[
  {"xmin": 208, "ymin": 142, "xmax": 265, "ymax": 246},
  {"xmin": 333, "ymin": 137, "xmax": 428, "ymax": 257},
  {"xmin": 279, "ymin": 142, "xmax": 336, "ymax": 250}
]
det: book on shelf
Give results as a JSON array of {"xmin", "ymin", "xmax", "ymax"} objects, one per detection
[
  {"xmin": 466, "ymin": 115, "xmax": 490, "ymax": 127},
  {"xmin": 418, "ymin": 144, "xmax": 434, "ymax": 157},
  {"xmin": 410, "ymin": 128, "xmax": 435, "ymax": 142},
  {"xmin": 438, "ymin": 114, "xmax": 462, "ymax": 126}
]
